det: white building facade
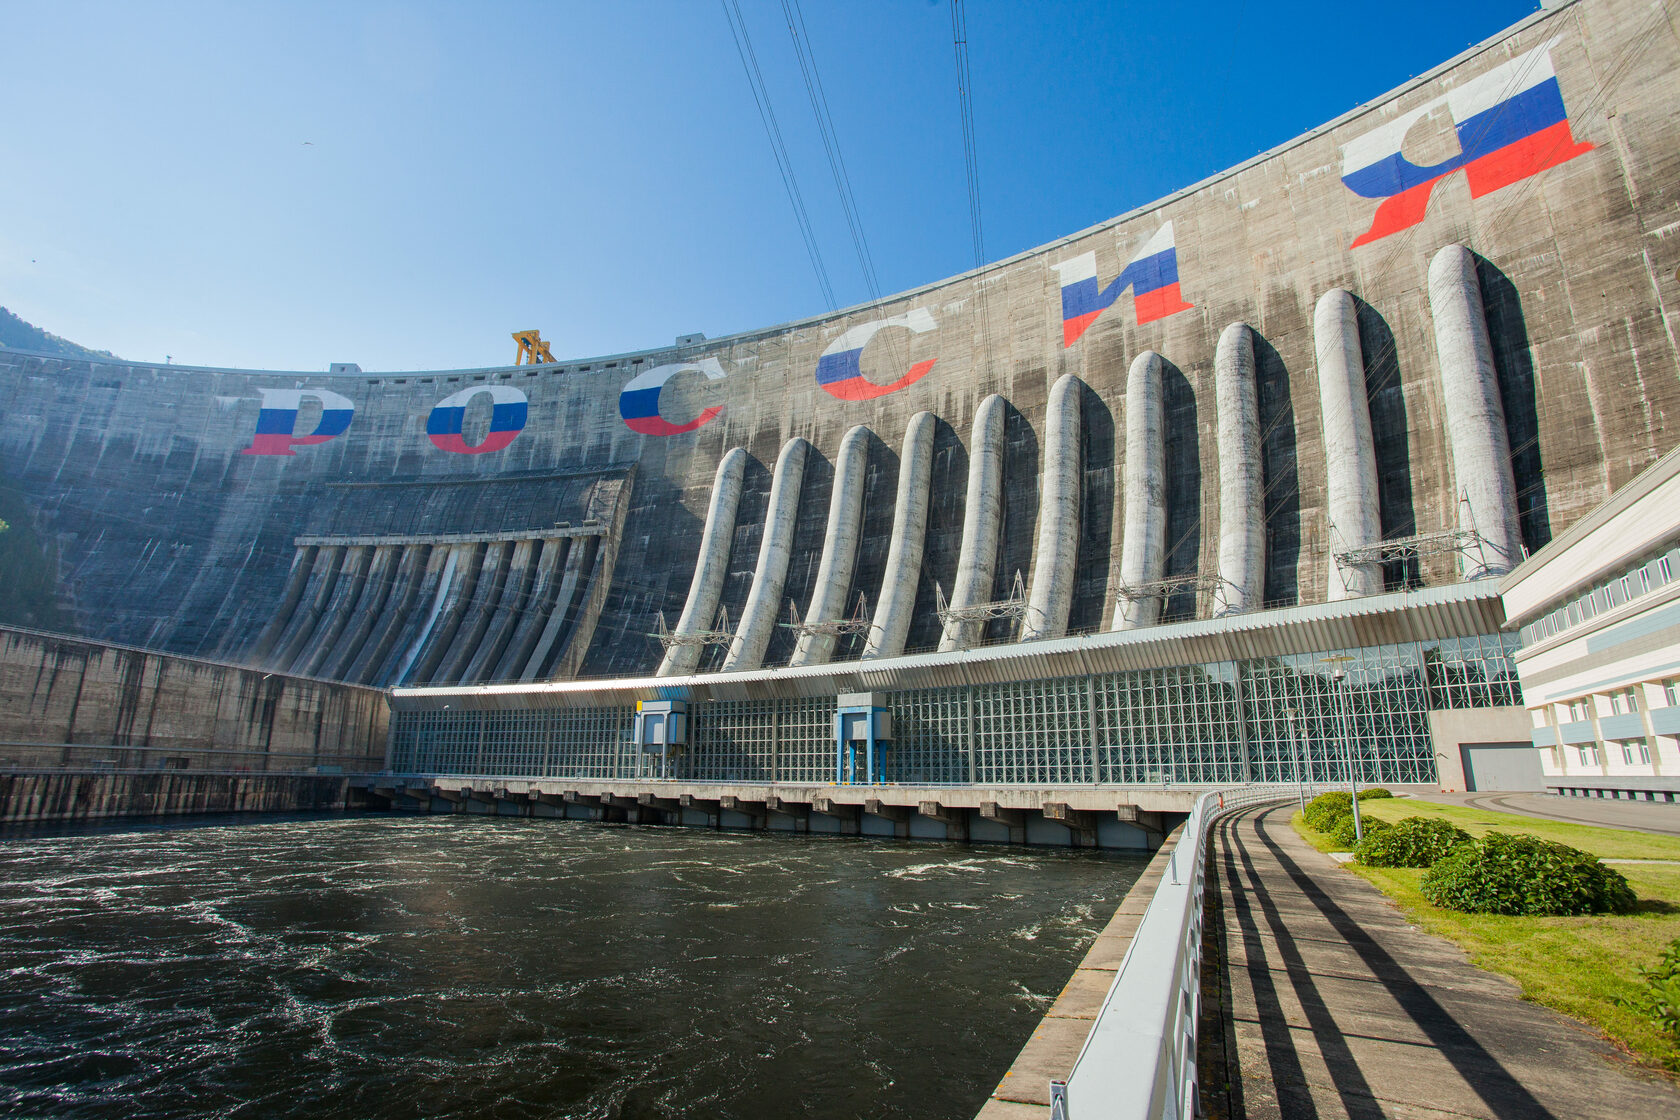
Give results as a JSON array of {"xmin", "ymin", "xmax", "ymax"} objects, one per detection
[{"xmin": 1501, "ymin": 446, "xmax": 1680, "ymax": 800}]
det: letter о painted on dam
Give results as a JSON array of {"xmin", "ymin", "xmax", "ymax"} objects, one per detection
[
  {"xmin": 241, "ymin": 388, "xmax": 355, "ymax": 456},
  {"xmin": 426, "ymin": 385, "xmax": 529, "ymax": 454},
  {"xmin": 815, "ymin": 308, "xmax": 938, "ymax": 401},
  {"xmin": 1054, "ymin": 222, "xmax": 1193, "ymax": 347},
  {"xmin": 619, "ymin": 358, "xmax": 726, "ymax": 436},
  {"xmin": 1341, "ymin": 37, "xmax": 1593, "ymax": 248}
]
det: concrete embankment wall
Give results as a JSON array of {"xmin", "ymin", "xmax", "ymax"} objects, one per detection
[{"xmin": 0, "ymin": 626, "xmax": 389, "ymax": 822}]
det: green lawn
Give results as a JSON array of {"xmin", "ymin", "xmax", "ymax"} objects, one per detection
[
  {"xmin": 1293, "ymin": 802, "xmax": 1680, "ymax": 1073},
  {"xmin": 1335, "ymin": 796, "xmax": 1680, "ymax": 860}
]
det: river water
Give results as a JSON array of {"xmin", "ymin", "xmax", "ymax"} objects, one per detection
[{"xmin": 0, "ymin": 815, "xmax": 1144, "ymax": 1120}]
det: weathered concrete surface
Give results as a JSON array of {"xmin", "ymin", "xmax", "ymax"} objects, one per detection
[
  {"xmin": 0, "ymin": 626, "xmax": 387, "ymax": 774},
  {"xmin": 0, "ymin": 0, "xmax": 1675, "ymax": 677},
  {"xmin": 974, "ymin": 824, "xmax": 1187, "ymax": 1118},
  {"xmin": 0, "ymin": 771, "xmax": 377, "ymax": 824},
  {"xmin": 1203, "ymin": 806, "xmax": 1680, "ymax": 1118}
]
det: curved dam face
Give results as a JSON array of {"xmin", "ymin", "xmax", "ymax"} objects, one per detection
[{"xmin": 1, "ymin": 0, "xmax": 1676, "ymax": 686}]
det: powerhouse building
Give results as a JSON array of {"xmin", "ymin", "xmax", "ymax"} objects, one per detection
[{"xmin": 2, "ymin": 0, "xmax": 1678, "ymax": 798}]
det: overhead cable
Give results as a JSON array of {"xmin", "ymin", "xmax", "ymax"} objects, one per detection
[{"xmin": 721, "ymin": 0, "xmax": 837, "ymax": 309}]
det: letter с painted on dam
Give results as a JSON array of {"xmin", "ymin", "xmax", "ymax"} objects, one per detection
[{"xmin": 0, "ymin": 0, "xmax": 1675, "ymax": 687}]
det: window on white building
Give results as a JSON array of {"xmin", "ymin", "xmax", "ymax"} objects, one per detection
[
  {"xmin": 1624, "ymin": 739, "xmax": 1652, "ymax": 766},
  {"xmin": 1611, "ymin": 689, "xmax": 1639, "ymax": 715},
  {"xmin": 1581, "ymin": 744, "xmax": 1600, "ymax": 766},
  {"xmin": 1665, "ymin": 679, "xmax": 1680, "ymax": 708},
  {"xmin": 1569, "ymin": 700, "xmax": 1590, "ymax": 723}
]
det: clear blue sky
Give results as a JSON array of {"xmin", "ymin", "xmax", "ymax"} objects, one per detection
[{"xmin": 2, "ymin": 0, "xmax": 1541, "ymax": 372}]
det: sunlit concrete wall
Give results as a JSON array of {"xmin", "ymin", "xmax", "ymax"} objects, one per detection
[{"xmin": 0, "ymin": 0, "xmax": 1676, "ymax": 681}]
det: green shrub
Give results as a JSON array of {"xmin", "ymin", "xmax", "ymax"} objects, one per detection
[
  {"xmin": 1621, "ymin": 939, "xmax": 1680, "ymax": 1043},
  {"xmin": 1357, "ymin": 787, "xmax": 1395, "ymax": 800},
  {"xmin": 1331, "ymin": 813, "xmax": 1390, "ymax": 850},
  {"xmin": 1420, "ymin": 832, "xmax": 1636, "ymax": 915},
  {"xmin": 1303, "ymin": 791, "xmax": 1354, "ymax": 833},
  {"xmin": 1355, "ymin": 816, "xmax": 1471, "ymax": 867}
]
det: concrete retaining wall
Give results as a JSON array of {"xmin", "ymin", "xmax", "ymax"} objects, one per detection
[{"xmin": 0, "ymin": 626, "xmax": 388, "ymax": 776}]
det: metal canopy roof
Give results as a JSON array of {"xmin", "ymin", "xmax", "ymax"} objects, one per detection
[{"xmin": 389, "ymin": 581, "xmax": 1508, "ymax": 712}]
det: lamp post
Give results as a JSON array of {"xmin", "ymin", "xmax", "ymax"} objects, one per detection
[
  {"xmin": 1285, "ymin": 706, "xmax": 1306, "ymax": 814},
  {"xmin": 1331, "ymin": 667, "xmax": 1363, "ymax": 843}
]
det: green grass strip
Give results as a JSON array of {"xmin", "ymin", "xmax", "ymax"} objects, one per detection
[{"xmin": 1291, "ymin": 802, "xmax": 1680, "ymax": 1074}]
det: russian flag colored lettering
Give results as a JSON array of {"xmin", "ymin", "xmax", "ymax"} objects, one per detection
[
  {"xmin": 1341, "ymin": 37, "xmax": 1592, "ymax": 248},
  {"xmin": 240, "ymin": 388, "xmax": 356, "ymax": 456},
  {"xmin": 426, "ymin": 385, "xmax": 529, "ymax": 454},
  {"xmin": 618, "ymin": 358, "xmax": 727, "ymax": 436},
  {"xmin": 815, "ymin": 308, "xmax": 939, "ymax": 401},
  {"xmin": 1053, "ymin": 221, "xmax": 1194, "ymax": 347}
]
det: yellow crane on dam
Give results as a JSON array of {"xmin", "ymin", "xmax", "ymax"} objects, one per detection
[{"xmin": 512, "ymin": 329, "xmax": 556, "ymax": 365}]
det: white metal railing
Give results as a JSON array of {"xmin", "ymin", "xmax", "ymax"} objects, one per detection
[{"xmin": 1053, "ymin": 784, "xmax": 1306, "ymax": 1120}]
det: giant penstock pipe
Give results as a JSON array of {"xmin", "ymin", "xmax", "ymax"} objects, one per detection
[
  {"xmin": 1116, "ymin": 351, "xmax": 1166, "ymax": 630},
  {"xmin": 659, "ymin": 448, "xmax": 749, "ymax": 677},
  {"xmin": 938, "ymin": 394, "xmax": 1005, "ymax": 652},
  {"xmin": 1429, "ymin": 243, "xmax": 1523, "ymax": 578},
  {"xmin": 724, "ymin": 437, "xmax": 811, "ymax": 671},
  {"xmin": 1214, "ymin": 323, "xmax": 1264, "ymax": 614},
  {"xmin": 1315, "ymin": 288, "xmax": 1382, "ymax": 599},
  {"xmin": 864, "ymin": 411, "xmax": 936, "ymax": 659},
  {"xmin": 1024, "ymin": 375, "xmax": 1083, "ymax": 641},
  {"xmin": 790, "ymin": 425, "xmax": 870, "ymax": 667}
]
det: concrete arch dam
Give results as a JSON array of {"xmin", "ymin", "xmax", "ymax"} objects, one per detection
[{"xmin": 0, "ymin": 0, "xmax": 1674, "ymax": 690}]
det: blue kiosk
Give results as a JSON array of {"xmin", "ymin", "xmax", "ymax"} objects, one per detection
[{"xmin": 834, "ymin": 692, "xmax": 893, "ymax": 785}]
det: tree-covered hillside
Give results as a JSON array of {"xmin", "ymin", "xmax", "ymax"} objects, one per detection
[{"xmin": 0, "ymin": 306, "xmax": 115, "ymax": 360}]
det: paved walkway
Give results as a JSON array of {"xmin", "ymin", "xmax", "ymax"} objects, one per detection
[
  {"xmin": 1201, "ymin": 806, "xmax": 1680, "ymax": 1119},
  {"xmin": 1412, "ymin": 790, "xmax": 1680, "ymax": 836}
]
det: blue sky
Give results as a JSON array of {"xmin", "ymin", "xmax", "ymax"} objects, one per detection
[{"xmin": 1, "ymin": 0, "xmax": 1541, "ymax": 372}]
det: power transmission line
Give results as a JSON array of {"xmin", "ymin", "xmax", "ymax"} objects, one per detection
[
  {"xmin": 949, "ymin": 0, "xmax": 985, "ymax": 270},
  {"xmin": 781, "ymin": 0, "xmax": 881, "ymax": 304},
  {"xmin": 721, "ymin": 0, "xmax": 837, "ymax": 309}
]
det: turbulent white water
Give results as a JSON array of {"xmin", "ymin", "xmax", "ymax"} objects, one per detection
[{"xmin": 0, "ymin": 814, "xmax": 1144, "ymax": 1119}]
